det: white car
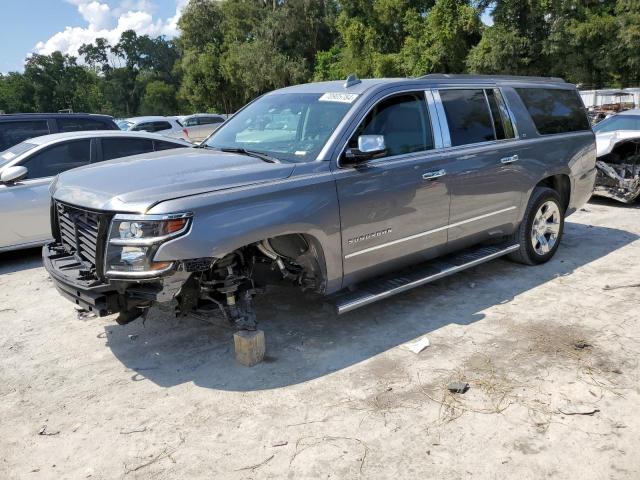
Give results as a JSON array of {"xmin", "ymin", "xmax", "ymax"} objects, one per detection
[
  {"xmin": 117, "ymin": 116, "xmax": 184, "ymax": 139},
  {"xmin": 0, "ymin": 131, "xmax": 190, "ymax": 252},
  {"xmin": 592, "ymin": 110, "xmax": 640, "ymax": 203},
  {"xmin": 167, "ymin": 114, "xmax": 229, "ymax": 143}
]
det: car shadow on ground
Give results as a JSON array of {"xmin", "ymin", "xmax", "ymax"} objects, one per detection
[
  {"xmin": 102, "ymin": 220, "xmax": 639, "ymax": 392},
  {"xmin": 0, "ymin": 247, "xmax": 43, "ymax": 275}
]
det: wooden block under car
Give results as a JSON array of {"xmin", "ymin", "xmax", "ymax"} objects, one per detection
[{"xmin": 233, "ymin": 330, "xmax": 266, "ymax": 367}]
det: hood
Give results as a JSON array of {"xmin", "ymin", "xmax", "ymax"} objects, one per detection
[
  {"xmin": 595, "ymin": 130, "xmax": 640, "ymax": 157},
  {"xmin": 52, "ymin": 148, "xmax": 295, "ymax": 212}
]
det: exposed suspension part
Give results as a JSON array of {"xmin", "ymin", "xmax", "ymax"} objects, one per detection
[{"xmin": 175, "ymin": 235, "xmax": 324, "ymax": 329}]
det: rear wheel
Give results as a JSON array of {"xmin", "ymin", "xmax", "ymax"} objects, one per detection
[{"xmin": 507, "ymin": 187, "xmax": 564, "ymax": 265}]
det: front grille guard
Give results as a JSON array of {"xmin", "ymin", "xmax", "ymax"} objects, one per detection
[{"xmin": 52, "ymin": 201, "xmax": 112, "ymax": 280}]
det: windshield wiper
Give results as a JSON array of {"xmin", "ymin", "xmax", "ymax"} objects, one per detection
[{"xmin": 219, "ymin": 147, "xmax": 281, "ymax": 163}]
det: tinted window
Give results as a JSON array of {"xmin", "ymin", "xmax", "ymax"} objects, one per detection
[
  {"xmin": 0, "ymin": 120, "xmax": 50, "ymax": 151},
  {"xmin": 199, "ymin": 116, "xmax": 225, "ymax": 125},
  {"xmin": 349, "ymin": 93, "xmax": 433, "ymax": 158},
  {"xmin": 183, "ymin": 117, "xmax": 199, "ymax": 127},
  {"xmin": 57, "ymin": 118, "xmax": 109, "ymax": 132},
  {"xmin": 133, "ymin": 121, "xmax": 172, "ymax": 132},
  {"xmin": 440, "ymin": 89, "xmax": 495, "ymax": 146},
  {"xmin": 592, "ymin": 115, "xmax": 640, "ymax": 133},
  {"xmin": 516, "ymin": 88, "xmax": 590, "ymax": 135},
  {"xmin": 154, "ymin": 140, "xmax": 185, "ymax": 151},
  {"xmin": 152, "ymin": 121, "xmax": 172, "ymax": 131},
  {"xmin": 102, "ymin": 138, "xmax": 153, "ymax": 161},
  {"xmin": 132, "ymin": 122, "xmax": 154, "ymax": 132},
  {"xmin": 22, "ymin": 139, "xmax": 91, "ymax": 179}
]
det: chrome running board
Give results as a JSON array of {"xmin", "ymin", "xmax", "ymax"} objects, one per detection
[{"xmin": 332, "ymin": 242, "xmax": 519, "ymax": 315}]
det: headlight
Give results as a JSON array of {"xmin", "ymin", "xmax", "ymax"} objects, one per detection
[{"xmin": 105, "ymin": 213, "xmax": 192, "ymax": 278}]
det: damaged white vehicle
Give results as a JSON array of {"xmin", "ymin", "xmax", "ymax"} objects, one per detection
[{"xmin": 593, "ymin": 111, "xmax": 640, "ymax": 203}]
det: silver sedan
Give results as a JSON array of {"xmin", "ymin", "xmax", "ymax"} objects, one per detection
[{"xmin": 0, "ymin": 130, "xmax": 191, "ymax": 252}]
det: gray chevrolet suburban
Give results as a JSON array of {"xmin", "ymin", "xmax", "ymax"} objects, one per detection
[{"xmin": 43, "ymin": 74, "xmax": 596, "ymax": 329}]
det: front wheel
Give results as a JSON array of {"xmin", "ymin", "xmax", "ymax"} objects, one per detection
[{"xmin": 507, "ymin": 187, "xmax": 565, "ymax": 265}]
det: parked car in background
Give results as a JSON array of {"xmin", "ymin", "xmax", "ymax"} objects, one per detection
[
  {"xmin": 592, "ymin": 110, "xmax": 640, "ymax": 203},
  {"xmin": 117, "ymin": 116, "xmax": 184, "ymax": 138},
  {"xmin": 0, "ymin": 131, "xmax": 190, "ymax": 252},
  {"xmin": 0, "ymin": 113, "xmax": 118, "ymax": 152},
  {"xmin": 43, "ymin": 74, "xmax": 596, "ymax": 330},
  {"xmin": 168, "ymin": 113, "xmax": 228, "ymax": 144}
]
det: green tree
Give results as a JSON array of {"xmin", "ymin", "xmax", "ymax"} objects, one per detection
[
  {"xmin": 140, "ymin": 80, "xmax": 178, "ymax": 115},
  {"xmin": 0, "ymin": 73, "xmax": 36, "ymax": 113}
]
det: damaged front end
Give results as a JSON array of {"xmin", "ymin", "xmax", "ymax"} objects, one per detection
[
  {"xmin": 44, "ymin": 199, "xmax": 325, "ymax": 330},
  {"xmin": 594, "ymin": 134, "xmax": 640, "ymax": 203}
]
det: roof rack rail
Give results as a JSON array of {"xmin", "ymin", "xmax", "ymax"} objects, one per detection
[{"xmin": 418, "ymin": 73, "xmax": 566, "ymax": 83}]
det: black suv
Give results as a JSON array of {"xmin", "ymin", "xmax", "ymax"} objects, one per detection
[{"xmin": 0, "ymin": 113, "xmax": 118, "ymax": 152}]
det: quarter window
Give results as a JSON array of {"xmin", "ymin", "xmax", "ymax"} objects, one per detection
[
  {"xmin": 199, "ymin": 116, "xmax": 225, "ymax": 125},
  {"xmin": 154, "ymin": 140, "xmax": 185, "ymax": 151},
  {"xmin": 439, "ymin": 89, "xmax": 496, "ymax": 146},
  {"xmin": 132, "ymin": 122, "xmax": 171, "ymax": 132},
  {"xmin": 516, "ymin": 88, "xmax": 590, "ymax": 135},
  {"xmin": 349, "ymin": 93, "xmax": 433, "ymax": 158},
  {"xmin": 102, "ymin": 138, "xmax": 153, "ymax": 161},
  {"xmin": 22, "ymin": 139, "xmax": 91, "ymax": 179}
]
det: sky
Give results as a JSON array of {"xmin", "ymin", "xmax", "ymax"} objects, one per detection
[
  {"xmin": 0, "ymin": 0, "xmax": 188, "ymax": 73},
  {"xmin": 0, "ymin": 0, "xmax": 493, "ymax": 74}
]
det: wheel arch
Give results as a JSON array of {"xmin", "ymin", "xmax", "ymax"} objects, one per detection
[{"xmin": 535, "ymin": 173, "xmax": 571, "ymax": 213}]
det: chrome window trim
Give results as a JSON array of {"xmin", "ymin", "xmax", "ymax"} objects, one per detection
[
  {"xmin": 425, "ymin": 90, "xmax": 444, "ymax": 149},
  {"xmin": 493, "ymin": 88, "xmax": 519, "ymax": 139},
  {"xmin": 344, "ymin": 206, "xmax": 517, "ymax": 259},
  {"xmin": 483, "ymin": 89, "xmax": 499, "ymax": 141},
  {"xmin": 431, "ymin": 89, "xmax": 452, "ymax": 148}
]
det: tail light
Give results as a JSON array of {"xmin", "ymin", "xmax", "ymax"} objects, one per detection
[{"xmin": 182, "ymin": 128, "xmax": 190, "ymax": 138}]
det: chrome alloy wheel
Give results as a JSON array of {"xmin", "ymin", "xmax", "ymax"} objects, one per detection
[{"xmin": 531, "ymin": 200, "xmax": 561, "ymax": 255}]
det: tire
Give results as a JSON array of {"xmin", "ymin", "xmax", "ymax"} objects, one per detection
[{"xmin": 507, "ymin": 187, "xmax": 565, "ymax": 265}]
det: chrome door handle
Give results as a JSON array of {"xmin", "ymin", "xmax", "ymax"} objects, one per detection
[
  {"xmin": 422, "ymin": 169, "xmax": 447, "ymax": 180},
  {"xmin": 500, "ymin": 154, "xmax": 519, "ymax": 164}
]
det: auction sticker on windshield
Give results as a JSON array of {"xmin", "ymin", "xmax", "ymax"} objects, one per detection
[{"xmin": 319, "ymin": 92, "xmax": 359, "ymax": 103}]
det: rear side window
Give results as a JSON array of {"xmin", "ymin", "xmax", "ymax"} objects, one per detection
[
  {"xmin": 0, "ymin": 120, "xmax": 50, "ymax": 151},
  {"xmin": 133, "ymin": 121, "xmax": 172, "ymax": 132},
  {"xmin": 154, "ymin": 140, "xmax": 185, "ymax": 151},
  {"xmin": 349, "ymin": 92, "xmax": 433, "ymax": 158},
  {"xmin": 199, "ymin": 116, "xmax": 225, "ymax": 125},
  {"xmin": 102, "ymin": 138, "xmax": 153, "ymax": 161},
  {"xmin": 57, "ymin": 118, "xmax": 110, "ymax": 132},
  {"xmin": 439, "ymin": 89, "xmax": 496, "ymax": 146},
  {"xmin": 152, "ymin": 121, "xmax": 172, "ymax": 132},
  {"xmin": 22, "ymin": 139, "xmax": 91, "ymax": 179},
  {"xmin": 516, "ymin": 88, "xmax": 590, "ymax": 135},
  {"xmin": 183, "ymin": 117, "xmax": 199, "ymax": 127}
]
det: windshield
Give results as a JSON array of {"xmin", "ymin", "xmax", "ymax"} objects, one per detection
[
  {"xmin": 204, "ymin": 93, "xmax": 357, "ymax": 162},
  {"xmin": 593, "ymin": 115, "xmax": 640, "ymax": 133},
  {"xmin": 0, "ymin": 142, "xmax": 38, "ymax": 168},
  {"xmin": 116, "ymin": 119, "xmax": 133, "ymax": 130}
]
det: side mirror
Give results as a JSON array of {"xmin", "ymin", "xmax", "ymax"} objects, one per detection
[
  {"xmin": 343, "ymin": 135, "xmax": 386, "ymax": 164},
  {"xmin": 1, "ymin": 165, "xmax": 28, "ymax": 184}
]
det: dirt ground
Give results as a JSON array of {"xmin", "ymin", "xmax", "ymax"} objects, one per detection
[{"xmin": 1, "ymin": 198, "xmax": 639, "ymax": 479}]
